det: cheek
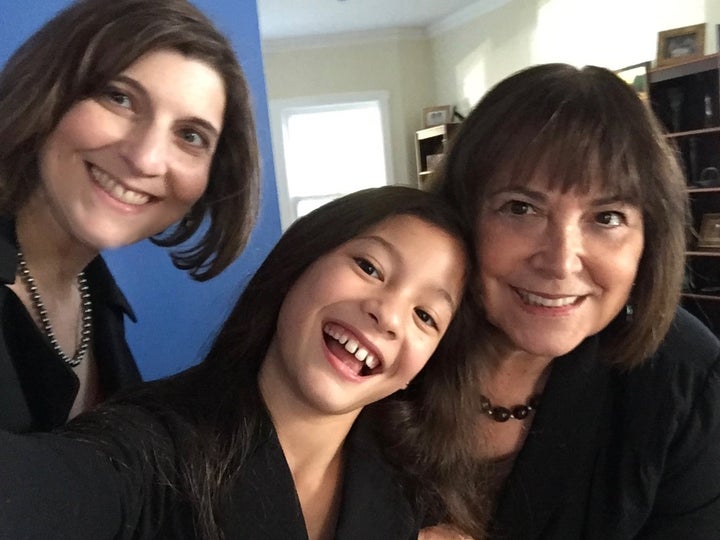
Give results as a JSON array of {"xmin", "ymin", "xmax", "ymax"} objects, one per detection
[
  {"xmin": 399, "ymin": 338, "xmax": 438, "ymax": 380},
  {"xmin": 171, "ymin": 163, "xmax": 212, "ymax": 206}
]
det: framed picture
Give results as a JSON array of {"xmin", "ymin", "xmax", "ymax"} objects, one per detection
[
  {"xmin": 697, "ymin": 213, "xmax": 720, "ymax": 249},
  {"xmin": 657, "ymin": 23, "xmax": 706, "ymax": 67},
  {"xmin": 614, "ymin": 61, "xmax": 650, "ymax": 101},
  {"xmin": 423, "ymin": 105, "xmax": 453, "ymax": 128}
]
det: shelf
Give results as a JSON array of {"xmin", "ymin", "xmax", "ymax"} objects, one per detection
[
  {"xmin": 686, "ymin": 250, "xmax": 720, "ymax": 257},
  {"xmin": 666, "ymin": 126, "xmax": 720, "ymax": 139},
  {"xmin": 415, "ymin": 123, "xmax": 460, "ymax": 190},
  {"xmin": 649, "ymin": 53, "xmax": 720, "ymax": 83},
  {"xmin": 682, "ymin": 292, "xmax": 720, "ymax": 302},
  {"xmin": 416, "ymin": 124, "xmax": 460, "ymax": 140}
]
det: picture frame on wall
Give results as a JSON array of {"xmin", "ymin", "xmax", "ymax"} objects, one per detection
[
  {"xmin": 614, "ymin": 61, "xmax": 650, "ymax": 101},
  {"xmin": 423, "ymin": 105, "xmax": 453, "ymax": 128},
  {"xmin": 656, "ymin": 23, "xmax": 706, "ymax": 67},
  {"xmin": 697, "ymin": 213, "xmax": 720, "ymax": 249}
]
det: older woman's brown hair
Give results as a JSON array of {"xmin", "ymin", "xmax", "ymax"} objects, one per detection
[
  {"xmin": 435, "ymin": 63, "xmax": 689, "ymax": 368},
  {"xmin": 0, "ymin": 0, "xmax": 259, "ymax": 280}
]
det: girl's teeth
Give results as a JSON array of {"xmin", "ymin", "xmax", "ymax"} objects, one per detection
[
  {"xmin": 365, "ymin": 355, "xmax": 378, "ymax": 369},
  {"xmin": 344, "ymin": 339, "xmax": 359, "ymax": 354},
  {"xmin": 323, "ymin": 323, "xmax": 380, "ymax": 371}
]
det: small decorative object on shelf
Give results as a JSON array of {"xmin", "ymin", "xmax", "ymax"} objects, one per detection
[
  {"xmin": 697, "ymin": 213, "xmax": 720, "ymax": 249},
  {"xmin": 422, "ymin": 105, "xmax": 453, "ymax": 128},
  {"xmin": 696, "ymin": 166, "xmax": 720, "ymax": 188},
  {"xmin": 614, "ymin": 61, "xmax": 650, "ymax": 101},
  {"xmin": 414, "ymin": 123, "xmax": 461, "ymax": 190},
  {"xmin": 656, "ymin": 24, "xmax": 706, "ymax": 67}
]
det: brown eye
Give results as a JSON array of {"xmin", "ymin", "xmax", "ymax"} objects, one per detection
[
  {"xmin": 354, "ymin": 257, "xmax": 380, "ymax": 279},
  {"xmin": 180, "ymin": 129, "xmax": 207, "ymax": 148},
  {"xmin": 105, "ymin": 89, "xmax": 132, "ymax": 108},
  {"xmin": 501, "ymin": 200, "xmax": 536, "ymax": 215},
  {"xmin": 596, "ymin": 211, "xmax": 624, "ymax": 227},
  {"xmin": 415, "ymin": 308, "xmax": 437, "ymax": 328}
]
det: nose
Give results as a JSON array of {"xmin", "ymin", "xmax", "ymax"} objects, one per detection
[
  {"xmin": 120, "ymin": 121, "xmax": 169, "ymax": 177},
  {"xmin": 532, "ymin": 220, "xmax": 584, "ymax": 279},
  {"xmin": 364, "ymin": 294, "xmax": 403, "ymax": 339}
]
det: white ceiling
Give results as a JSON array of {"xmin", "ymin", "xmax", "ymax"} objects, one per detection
[{"xmin": 257, "ymin": 0, "xmax": 486, "ymax": 40}]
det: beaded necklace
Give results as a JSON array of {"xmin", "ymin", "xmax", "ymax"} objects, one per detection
[
  {"xmin": 16, "ymin": 248, "xmax": 92, "ymax": 367},
  {"xmin": 479, "ymin": 393, "xmax": 541, "ymax": 422}
]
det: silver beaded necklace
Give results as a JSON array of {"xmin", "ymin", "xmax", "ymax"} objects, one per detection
[{"xmin": 16, "ymin": 248, "xmax": 92, "ymax": 367}]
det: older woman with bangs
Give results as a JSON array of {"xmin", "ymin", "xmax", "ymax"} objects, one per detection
[{"xmin": 386, "ymin": 63, "xmax": 720, "ymax": 539}]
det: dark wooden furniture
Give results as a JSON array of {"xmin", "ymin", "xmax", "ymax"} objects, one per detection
[{"xmin": 649, "ymin": 53, "xmax": 720, "ymax": 336}]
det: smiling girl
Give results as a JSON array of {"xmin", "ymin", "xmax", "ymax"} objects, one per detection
[
  {"xmin": 0, "ymin": 186, "xmax": 472, "ymax": 539},
  {"xmin": 0, "ymin": 0, "xmax": 259, "ymax": 432}
]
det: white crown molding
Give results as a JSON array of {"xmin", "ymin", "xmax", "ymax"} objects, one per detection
[
  {"xmin": 262, "ymin": 26, "xmax": 427, "ymax": 53},
  {"xmin": 428, "ymin": 0, "xmax": 511, "ymax": 37}
]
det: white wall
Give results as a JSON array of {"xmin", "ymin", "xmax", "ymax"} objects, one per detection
[
  {"xmin": 263, "ymin": 31, "xmax": 434, "ymax": 186},
  {"xmin": 431, "ymin": 0, "xmax": 712, "ymax": 114},
  {"xmin": 262, "ymin": 0, "xmax": 718, "ymax": 187}
]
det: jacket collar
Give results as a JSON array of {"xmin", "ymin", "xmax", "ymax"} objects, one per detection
[
  {"xmin": 0, "ymin": 217, "xmax": 135, "ymax": 321},
  {"xmin": 0, "ymin": 218, "xmax": 18, "ymax": 284},
  {"xmin": 493, "ymin": 335, "xmax": 612, "ymax": 538},
  {"xmin": 225, "ymin": 412, "xmax": 417, "ymax": 539}
]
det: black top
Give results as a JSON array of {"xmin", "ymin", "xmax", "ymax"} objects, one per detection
[
  {"xmin": 0, "ymin": 406, "xmax": 419, "ymax": 539},
  {"xmin": 0, "ymin": 218, "xmax": 141, "ymax": 432},
  {"xmin": 493, "ymin": 308, "xmax": 720, "ymax": 539}
]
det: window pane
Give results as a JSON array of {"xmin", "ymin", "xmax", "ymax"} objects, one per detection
[{"xmin": 284, "ymin": 102, "xmax": 387, "ymax": 198}]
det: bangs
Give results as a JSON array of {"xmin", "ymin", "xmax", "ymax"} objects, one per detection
[{"xmin": 479, "ymin": 75, "xmax": 647, "ymax": 206}]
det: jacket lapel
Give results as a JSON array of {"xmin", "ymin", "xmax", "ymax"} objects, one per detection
[{"xmin": 335, "ymin": 415, "xmax": 418, "ymax": 540}]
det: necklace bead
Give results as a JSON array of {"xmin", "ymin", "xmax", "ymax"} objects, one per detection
[
  {"xmin": 480, "ymin": 393, "xmax": 541, "ymax": 422},
  {"xmin": 16, "ymin": 248, "xmax": 92, "ymax": 367}
]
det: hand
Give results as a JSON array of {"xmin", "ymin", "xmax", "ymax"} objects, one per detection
[{"xmin": 419, "ymin": 524, "xmax": 473, "ymax": 540}]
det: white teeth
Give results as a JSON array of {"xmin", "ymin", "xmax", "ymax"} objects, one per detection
[
  {"xmin": 323, "ymin": 323, "xmax": 381, "ymax": 371},
  {"xmin": 344, "ymin": 339, "xmax": 359, "ymax": 355},
  {"xmin": 90, "ymin": 166, "xmax": 150, "ymax": 205},
  {"xmin": 365, "ymin": 355, "xmax": 379, "ymax": 369},
  {"xmin": 519, "ymin": 290, "xmax": 578, "ymax": 307}
]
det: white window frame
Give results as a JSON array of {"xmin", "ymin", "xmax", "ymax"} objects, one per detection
[{"xmin": 269, "ymin": 91, "xmax": 394, "ymax": 230}]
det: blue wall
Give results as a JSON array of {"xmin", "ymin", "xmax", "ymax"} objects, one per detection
[{"xmin": 1, "ymin": 0, "xmax": 282, "ymax": 379}]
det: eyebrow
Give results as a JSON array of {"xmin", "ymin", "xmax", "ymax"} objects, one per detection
[
  {"xmin": 490, "ymin": 187, "xmax": 635, "ymax": 207},
  {"xmin": 358, "ymin": 234, "xmax": 458, "ymax": 311},
  {"xmin": 112, "ymin": 75, "xmax": 222, "ymax": 138}
]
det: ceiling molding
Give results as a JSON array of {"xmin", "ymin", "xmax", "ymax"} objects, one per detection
[
  {"xmin": 428, "ymin": 0, "xmax": 511, "ymax": 37},
  {"xmin": 262, "ymin": 26, "xmax": 427, "ymax": 53}
]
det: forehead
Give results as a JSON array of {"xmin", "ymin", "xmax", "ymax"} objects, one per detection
[
  {"xmin": 359, "ymin": 215, "xmax": 454, "ymax": 247},
  {"xmin": 120, "ymin": 48, "xmax": 226, "ymax": 130},
  {"xmin": 485, "ymin": 159, "xmax": 636, "ymax": 202}
]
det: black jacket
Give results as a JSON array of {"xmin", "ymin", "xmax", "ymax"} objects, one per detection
[
  {"xmin": 0, "ymin": 218, "xmax": 141, "ymax": 432},
  {"xmin": 0, "ymin": 407, "xmax": 419, "ymax": 539},
  {"xmin": 493, "ymin": 308, "xmax": 720, "ymax": 539}
]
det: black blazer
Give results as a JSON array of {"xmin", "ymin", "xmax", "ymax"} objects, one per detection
[
  {"xmin": 0, "ymin": 408, "xmax": 419, "ymax": 539},
  {"xmin": 493, "ymin": 308, "xmax": 720, "ymax": 539},
  {"xmin": 0, "ymin": 218, "xmax": 141, "ymax": 432}
]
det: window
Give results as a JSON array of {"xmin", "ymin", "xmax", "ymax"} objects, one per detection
[{"xmin": 270, "ymin": 92, "xmax": 393, "ymax": 229}]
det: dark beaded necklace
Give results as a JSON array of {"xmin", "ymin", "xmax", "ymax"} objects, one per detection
[
  {"xmin": 16, "ymin": 248, "xmax": 92, "ymax": 367},
  {"xmin": 480, "ymin": 393, "xmax": 541, "ymax": 422}
]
